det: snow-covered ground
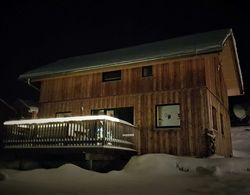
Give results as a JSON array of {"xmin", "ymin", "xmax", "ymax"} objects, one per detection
[
  {"xmin": 232, "ymin": 126, "xmax": 250, "ymax": 157},
  {"xmin": 0, "ymin": 154, "xmax": 250, "ymax": 194},
  {"xmin": 0, "ymin": 126, "xmax": 249, "ymax": 195}
]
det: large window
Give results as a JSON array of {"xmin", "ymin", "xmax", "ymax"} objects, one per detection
[
  {"xmin": 92, "ymin": 107, "xmax": 134, "ymax": 124},
  {"xmin": 156, "ymin": 104, "xmax": 181, "ymax": 128},
  {"xmin": 102, "ymin": 70, "xmax": 121, "ymax": 82}
]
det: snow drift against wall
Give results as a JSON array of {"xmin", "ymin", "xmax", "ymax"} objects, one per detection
[{"xmin": 231, "ymin": 126, "xmax": 250, "ymax": 157}]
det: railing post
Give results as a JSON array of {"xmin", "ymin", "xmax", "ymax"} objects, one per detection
[{"xmin": 102, "ymin": 120, "xmax": 106, "ymax": 146}]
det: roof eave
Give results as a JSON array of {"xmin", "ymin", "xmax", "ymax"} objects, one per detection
[
  {"xmin": 229, "ymin": 32, "xmax": 244, "ymax": 95},
  {"xmin": 19, "ymin": 47, "xmax": 222, "ymax": 81}
]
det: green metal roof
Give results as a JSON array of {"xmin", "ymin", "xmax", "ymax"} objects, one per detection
[{"xmin": 20, "ymin": 29, "xmax": 234, "ymax": 80}]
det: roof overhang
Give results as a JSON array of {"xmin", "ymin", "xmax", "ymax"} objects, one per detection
[
  {"xmin": 221, "ymin": 31, "xmax": 244, "ymax": 96},
  {"xmin": 19, "ymin": 29, "xmax": 236, "ymax": 82}
]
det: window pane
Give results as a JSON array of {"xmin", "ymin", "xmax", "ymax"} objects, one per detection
[
  {"xmin": 106, "ymin": 110, "xmax": 115, "ymax": 117},
  {"xmin": 220, "ymin": 113, "xmax": 224, "ymax": 135},
  {"xmin": 142, "ymin": 66, "xmax": 152, "ymax": 77},
  {"xmin": 156, "ymin": 104, "xmax": 180, "ymax": 128},
  {"xmin": 212, "ymin": 107, "xmax": 217, "ymax": 130},
  {"xmin": 91, "ymin": 107, "xmax": 134, "ymax": 124},
  {"xmin": 92, "ymin": 110, "xmax": 105, "ymax": 115},
  {"xmin": 56, "ymin": 112, "xmax": 72, "ymax": 117},
  {"xmin": 102, "ymin": 70, "xmax": 121, "ymax": 81}
]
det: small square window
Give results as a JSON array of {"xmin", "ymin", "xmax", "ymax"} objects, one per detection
[
  {"xmin": 142, "ymin": 66, "xmax": 152, "ymax": 77},
  {"xmin": 156, "ymin": 104, "xmax": 180, "ymax": 128},
  {"xmin": 103, "ymin": 70, "xmax": 121, "ymax": 82}
]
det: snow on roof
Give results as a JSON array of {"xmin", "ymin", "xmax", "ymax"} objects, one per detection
[
  {"xmin": 3, "ymin": 115, "xmax": 134, "ymax": 127},
  {"xmin": 20, "ymin": 29, "xmax": 234, "ymax": 80}
]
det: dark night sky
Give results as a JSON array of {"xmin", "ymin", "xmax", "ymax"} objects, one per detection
[{"xmin": 1, "ymin": 0, "xmax": 250, "ymax": 103}]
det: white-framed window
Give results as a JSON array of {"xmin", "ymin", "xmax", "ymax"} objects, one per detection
[{"xmin": 156, "ymin": 104, "xmax": 181, "ymax": 128}]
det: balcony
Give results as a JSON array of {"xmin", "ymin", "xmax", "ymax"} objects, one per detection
[{"xmin": 1, "ymin": 115, "xmax": 139, "ymax": 156}]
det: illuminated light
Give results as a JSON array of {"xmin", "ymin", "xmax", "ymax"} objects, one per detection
[{"xmin": 3, "ymin": 115, "xmax": 134, "ymax": 127}]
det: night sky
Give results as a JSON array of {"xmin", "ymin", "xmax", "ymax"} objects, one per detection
[{"xmin": 1, "ymin": 0, "xmax": 250, "ymax": 103}]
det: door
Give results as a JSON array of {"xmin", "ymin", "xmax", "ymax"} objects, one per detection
[{"xmin": 91, "ymin": 107, "xmax": 134, "ymax": 124}]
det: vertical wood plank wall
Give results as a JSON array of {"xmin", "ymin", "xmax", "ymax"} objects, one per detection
[
  {"xmin": 39, "ymin": 56, "xmax": 207, "ymax": 103},
  {"xmin": 38, "ymin": 53, "xmax": 232, "ymax": 157},
  {"xmin": 205, "ymin": 54, "xmax": 232, "ymax": 157}
]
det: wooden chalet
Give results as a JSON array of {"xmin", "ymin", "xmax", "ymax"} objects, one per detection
[{"xmin": 2, "ymin": 29, "xmax": 244, "ymax": 157}]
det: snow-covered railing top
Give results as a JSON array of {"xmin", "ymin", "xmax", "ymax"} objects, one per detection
[{"xmin": 3, "ymin": 115, "xmax": 134, "ymax": 127}]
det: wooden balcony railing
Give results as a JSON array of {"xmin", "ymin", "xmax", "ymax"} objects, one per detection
[{"xmin": 1, "ymin": 116, "xmax": 138, "ymax": 152}]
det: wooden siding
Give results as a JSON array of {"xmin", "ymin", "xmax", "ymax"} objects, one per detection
[
  {"xmin": 205, "ymin": 54, "xmax": 229, "ymax": 106},
  {"xmin": 38, "ymin": 53, "xmax": 232, "ymax": 157},
  {"xmin": 207, "ymin": 89, "xmax": 232, "ymax": 157},
  {"xmin": 220, "ymin": 38, "xmax": 243, "ymax": 96},
  {"xmin": 39, "ymin": 88, "xmax": 210, "ymax": 156},
  {"xmin": 204, "ymin": 54, "xmax": 232, "ymax": 157},
  {"xmin": 39, "ymin": 56, "xmax": 207, "ymax": 103}
]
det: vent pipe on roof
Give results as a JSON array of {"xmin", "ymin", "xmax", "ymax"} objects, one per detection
[{"xmin": 27, "ymin": 78, "xmax": 40, "ymax": 92}]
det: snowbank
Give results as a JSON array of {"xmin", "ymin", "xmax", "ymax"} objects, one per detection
[
  {"xmin": 125, "ymin": 154, "xmax": 250, "ymax": 176},
  {"xmin": 1, "ymin": 154, "xmax": 250, "ymax": 194},
  {"xmin": 231, "ymin": 126, "xmax": 250, "ymax": 158},
  {"xmin": 0, "ymin": 125, "xmax": 249, "ymax": 194}
]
